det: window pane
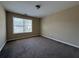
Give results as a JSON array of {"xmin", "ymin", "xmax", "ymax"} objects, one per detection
[
  {"xmin": 13, "ymin": 17, "xmax": 24, "ymax": 26},
  {"xmin": 24, "ymin": 20, "xmax": 32, "ymax": 32},
  {"xmin": 24, "ymin": 20, "xmax": 32, "ymax": 25},
  {"xmin": 14, "ymin": 27, "xmax": 23, "ymax": 33},
  {"xmin": 13, "ymin": 17, "xmax": 24, "ymax": 33}
]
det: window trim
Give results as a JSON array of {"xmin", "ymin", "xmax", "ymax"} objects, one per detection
[{"xmin": 13, "ymin": 16, "xmax": 32, "ymax": 34}]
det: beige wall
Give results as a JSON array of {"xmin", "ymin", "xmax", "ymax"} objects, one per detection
[
  {"xmin": 6, "ymin": 12, "xmax": 41, "ymax": 41},
  {"xmin": 41, "ymin": 5, "xmax": 79, "ymax": 48},
  {"xmin": 0, "ymin": 4, "xmax": 6, "ymax": 51}
]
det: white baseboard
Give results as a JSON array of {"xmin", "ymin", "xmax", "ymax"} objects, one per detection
[
  {"xmin": 42, "ymin": 35, "xmax": 79, "ymax": 48},
  {"xmin": 0, "ymin": 41, "xmax": 6, "ymax": 52}
]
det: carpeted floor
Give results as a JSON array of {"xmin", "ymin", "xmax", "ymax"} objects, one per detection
[{"xmin": 0, "ymin": 36, "xmax": 79, "ymax": 58}]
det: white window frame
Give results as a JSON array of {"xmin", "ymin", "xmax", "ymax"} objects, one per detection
[{"xmin": 13, "ymin": 17, "xmax": 32, "ymax": 34}]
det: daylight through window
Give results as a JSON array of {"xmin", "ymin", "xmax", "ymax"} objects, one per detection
[{"xmin": 13, "ymin": 17, "xmax": 32, "ymax": 33}]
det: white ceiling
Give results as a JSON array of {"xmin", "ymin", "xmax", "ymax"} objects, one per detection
[{"xmin": 0, "ymin": 1, "xmax": 79, "ymax": 18}]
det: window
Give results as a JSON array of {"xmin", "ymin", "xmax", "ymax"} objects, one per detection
[{"xmin": 13, "ymin": 17, "xmax": 32, "ymax": 33}]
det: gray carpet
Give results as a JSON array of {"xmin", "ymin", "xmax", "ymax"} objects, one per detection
[{"xmin": 0, "ymin": 36, "xmax": 79, "ymax": 58}]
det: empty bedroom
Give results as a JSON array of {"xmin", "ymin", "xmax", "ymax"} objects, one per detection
[{"xmin": 0, "ymin": 1, "xmax": 79, "ymax": 58}]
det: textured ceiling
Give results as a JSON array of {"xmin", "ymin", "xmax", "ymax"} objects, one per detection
[{"xmin": 0, "ymin": 1, "xmax": 79, "ymax": 18}]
